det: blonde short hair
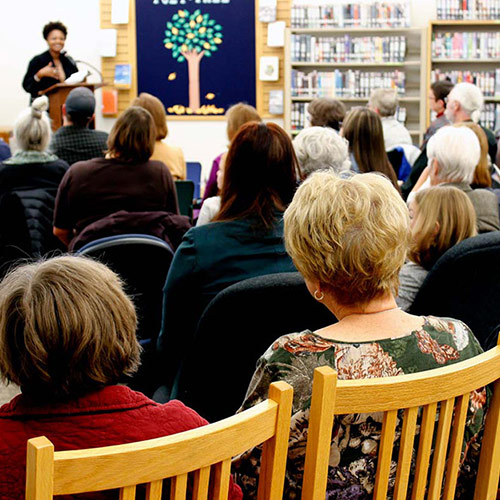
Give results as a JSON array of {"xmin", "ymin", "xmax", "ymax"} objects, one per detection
[
  {"xmin": 0, "ymin": 256, "xmax": 140, "ymax": 401},
  {"xmin": 284, "ymin": 171, "xmax": 409, "ymax": 305},
  {"xmin": 226, "ymin": 103, "xmax": 261, "ymax": 141},
  {"xmin": 132, "ymin": 92, "xmax": 168, "ymax": 140},
  {"xmin": 409, "ymin": 186, "xmax": 477, "ymax": 270}
]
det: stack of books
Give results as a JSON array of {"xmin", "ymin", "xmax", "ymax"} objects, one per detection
[
  {"xmin": 436, "ymin": 0, "xmax": 500, "ymax": 19},
  {"xmin": 432, "ymin": 32, "xmax": 500, "ymax": 59},
  {"xmin": 432, "ymin": 69, "xmax": 500, "ymax": 97},
  {"xmin": 291, "ymin": 34, "xmax": 406, "ymax": 63},
  {"xmin": 291, "ymin": 1, "xmax": 410, "ymax": 28},
  {"xmin": 291, "ymin": 69, "xmax": 406, "ymax": 98}
]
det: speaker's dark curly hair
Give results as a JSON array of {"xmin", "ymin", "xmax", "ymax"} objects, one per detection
[{"xmin": 43, "ymin": 21, "xmax": 67, "ymax": 40}]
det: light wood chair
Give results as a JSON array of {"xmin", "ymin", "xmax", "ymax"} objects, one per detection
[
  {"xmin": 25, "ymin": 381, "xmax": 293, "ymax": 500},
  {"xmin": 301, "ymin": 339, "xmax": 500, "ymax": 500}
]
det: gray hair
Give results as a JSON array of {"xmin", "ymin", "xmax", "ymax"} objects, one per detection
[
  {"xmin": 293, "ymin": 126, "xmax": 350, "ymax": 177},
  {"xmin": 427, "ymin": 126, "xmax": 480, "ymax": 184},
  {"xmin": 14, "ymin": 96, "xmax": 51, "ymax": 152},
  {"xmin": 368, "ymin": 88, "xmax": 398, "ymax": 117},
  {"xmin": 448, "ymin": 82, "xmax": 484, "ymax": 123}
]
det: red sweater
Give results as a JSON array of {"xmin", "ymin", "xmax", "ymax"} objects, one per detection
[{"xmin": 0, "ymin": 386, "xmax": 242, "ymax": 500}]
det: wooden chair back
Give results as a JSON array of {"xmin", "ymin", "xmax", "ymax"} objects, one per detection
[
  {"xmin": 302, "ymin": 340, "xmax": 500, "ymax": 500},
  {"xmin": 26, "ymin": 381, "xmax": 293, "ymax": 500}
]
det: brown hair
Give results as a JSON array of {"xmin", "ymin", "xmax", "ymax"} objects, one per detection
[
  {"xmin": 308, "ymin": 98, "xmax": 346, "ymax": 131},
  {"xmin": 226, "ymin": 103, "xmax": 262, "ymax": 141},
  {"xmin": 342, "ymin": 107, "xmax": 400, "ymax": 191},
  {"xmin": 409, "ymin": 186, "xmax": 477, "ymax": 270},
  {"xmin": 213, "ymin": 122, "xmax": 301, "ymax": 229},
  {"xmin": 431, "ymin": 80, "xmax": 454, "ymax": 105},
  {"xmin": 0, "ymin": 256, "xmax": 140, "ymax": 402},
  {"xmin": 107, "ymin": 106, "xmax": 156, "ymax": 163},
  {"xmin": 285, "ymin": 172, "xmax": 409, "ymax": 306},
  {"xmin": 132, "ymin": 92, "xmax": 168, "ymax": 140},
  {"xmin": 455, "ymin": 122, "xmax": 492, "ymax": 188}
]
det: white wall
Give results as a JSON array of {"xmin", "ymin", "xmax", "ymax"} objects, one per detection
[{"xmin": 1, "ymin": 0, "xmax": 435, "ymax": 181}]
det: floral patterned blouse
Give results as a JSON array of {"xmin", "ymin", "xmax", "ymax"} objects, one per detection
[{"xmin": 233, "ymin": 316, "xmax": 486, "ymax": 500}]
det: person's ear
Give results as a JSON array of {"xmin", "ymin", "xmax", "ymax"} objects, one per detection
[
  {"xmin": 62, "ymin": 104, "xmax": 66, "ymax": 117},
  {"xmin": 433, "ymin": 220, "xmax": 441, "ymax": 237}
]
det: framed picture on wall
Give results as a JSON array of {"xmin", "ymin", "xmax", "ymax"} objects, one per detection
[{"xmin": 136, "ymin": 0, "xmax": 256, "ymax": 118}]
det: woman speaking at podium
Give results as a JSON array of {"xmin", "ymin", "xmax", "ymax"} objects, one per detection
[{"xmin": 22, "ymin": 21, "xmax": 78, "ymax": 101}]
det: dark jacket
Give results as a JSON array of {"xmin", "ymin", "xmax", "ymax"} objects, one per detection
[
  {"xmin": 22, "ymin": 50, "xmax": 78, "ymax": 99},
  {"xmin": 157, "ymin": 216, "xmax": 296, "ymax": 386},
  {"xmin": 70, "ymin": 210, "xmax": 192, "ymax": 251}
]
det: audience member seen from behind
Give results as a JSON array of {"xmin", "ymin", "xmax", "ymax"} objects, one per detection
[
  {"xmin": 132, "ymin": 92, "xmax": 186, "ymax": 180},
  {"xmin": 158, "ymin": 122, "xmax": 300, "ymax": 389},
  {"xmin": 403, "ymin": 82, "xmax": 496, "ymax": 197},
  {"xmin": 50, "ymin": 87, "xmax": 108, "ymax": 165},
  {"xmin": 427, "ymin": 126, "xmax": 499, "ymax": 233},
  {"xmin": 397, "ymin": 186, "xmax": 477, "ymax": 311},
  {"xmin": 307, "ymin": 97, "xmax": 346, "ymax": 131},
  {"xmin": 53, "ymin": 106, "xmax": 179, "ymax": 250},
  {"xmin": 234, "ymin": 171, "xmax": 486, "ymax": 500},
  {"xmin": 407, "ymin": 120, "xmax": 493, "ymax": 200},
  {"xmin": 0, "ymin": 256, "xmax": 242, "ymax": 500},
  {"xmin": 292, "ymin": 126, "xmax": 350, "ymax": 178},
  {"xmin": 203, "ymin": 103, "xmax": 261, "ymax": 200},
  {"xmin": 22, "ymin": 21, "xmax": 78, "ymax": 101},
  {"xmin": 422, "ymin": 79, "xmax": 454, "ymax": 147},
  {"xmin": 0, "ymin": 96, "xmax": 68, "ymax": 199},
  {"xmin": 341, "ymin": 107, "xmax": 400, "ymax": 190},
  {"xmin": 369, "ymin": 88, "xmax": 413, "ymax": 151}
]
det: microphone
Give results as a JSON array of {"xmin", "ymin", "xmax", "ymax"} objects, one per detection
[{"xmin": 74, "ymin": 59, "xmax": 104, "ymax": 83}]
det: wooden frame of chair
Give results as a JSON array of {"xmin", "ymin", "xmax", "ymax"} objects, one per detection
[
  {"xmin": 301, "ymin": 338, "xmax": 500, "ymax": 500},
  {"xmin": 25, "ymin": 381, "xmax": 293, "ymax": 500}
]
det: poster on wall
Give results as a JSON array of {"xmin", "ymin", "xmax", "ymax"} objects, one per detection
[{"xmin": 136, "ymin": 0, "xmax": 256, "ymax": 117}]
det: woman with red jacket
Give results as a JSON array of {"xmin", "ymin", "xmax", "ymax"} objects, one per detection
[{"xmin": 0, "ymin": 256, "xmax": 241, "ymax": 500}]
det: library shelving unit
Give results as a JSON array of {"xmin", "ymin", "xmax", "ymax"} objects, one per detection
[
  {"xmin": 284, "ymin": 27, "xmax": 427, "ymax": 145},
  {"xmin": 427, "ymin": 20, "xmax": 500, "ymax": 129}
]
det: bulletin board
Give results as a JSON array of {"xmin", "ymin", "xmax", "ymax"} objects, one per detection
[{"xmin": 135, "ymin": 0, "xmax": 256, "ymax": 117}]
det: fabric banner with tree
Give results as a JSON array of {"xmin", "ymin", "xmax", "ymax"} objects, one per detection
[{"xmin": 136, "ymin": 0, "xmax": 256, "ymax": 117}]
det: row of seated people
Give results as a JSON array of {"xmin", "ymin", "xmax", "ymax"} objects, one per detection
[
  {"xmin": 1, "ymin": 84, "xmax": 500, "ymax": 387},
  {"xmin": 0, "ymin": 169, "xmax": 495, "ymax": 498}
]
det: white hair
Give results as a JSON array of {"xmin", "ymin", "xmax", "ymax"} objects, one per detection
[
  {"xmin": 14, "ymin": 96, "xmax": 51, "ymax": 152},
  {"xmin": 368, "ymin": 88, "xmax": 398, "ymax": 117},
  {"xmin": 448, "ymin": 82, "xmax": 484, "ymax": 123},
  {"xmin": 293, "ymin": 126, "xmax": 350, "ymax": 177},
  {"xmin": 427, "ymin": 126, "xmax": 480, "ymax": 184}
]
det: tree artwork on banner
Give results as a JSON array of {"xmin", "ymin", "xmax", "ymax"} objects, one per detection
[{"xmin": 163, "ymin": 9, "xmax": 223, "ymax": 114}]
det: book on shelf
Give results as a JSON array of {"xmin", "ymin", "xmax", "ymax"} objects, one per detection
[
  {"xmin": 291, "ymin": 102, "xmax": 408, "ymax": 132},
  {"xmin": 436, "ymin": 0, "xmax": 500, "ymax": 20},
  {"xmin": 290, "ymin": 1, "xmax": 410, "ymax": 28},
  {"xmin": 432, "ymin": 31, "xmax": 500, "ymax": 59},
  {"xmin": 291, "ymin": 69, "xmax": 406, "ymax": 98},
  {"xmin": 291, "ymin": 34, "xmax": 406, "ymax": 63},
  {"xmin": 432, "ymin": 69, "xmax": 500, "ymax": 97},
  {"xmin": 480, "ymin": 103, "xmax": 500, "ymax": 130}
]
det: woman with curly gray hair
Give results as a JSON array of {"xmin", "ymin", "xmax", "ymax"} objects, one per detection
[
  {"xmin": 293, "ymin": 126, "xmax": 350, "ymax": 177},
  {"xmin": 234, "ymin": 171, "xmax": 485, "ymax": 500}
]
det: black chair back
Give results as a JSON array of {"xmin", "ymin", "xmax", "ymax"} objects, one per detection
[
  {"xmin": 77, "ymin": 234, "xmax": 174, "ymax": 395},
  {"xmin": 409, "ymin": 231, "xmax": 500, "ymax": 348},
  {"xmin": 175, "ymin": 272, "xmax": 334, "ymax": 422}
]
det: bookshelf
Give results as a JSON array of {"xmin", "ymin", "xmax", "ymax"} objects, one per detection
[
  {"xmin": 427, "ymin": 20, "xmax": 500, "ymax": 129},
  {"xmin": 284, "ymin": 26, "xmax": 427, "ymax": 145}
]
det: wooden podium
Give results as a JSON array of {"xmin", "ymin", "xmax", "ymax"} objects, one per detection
[{"xmin": 40, "ymin": 82, "xmax": 105, "ymax": 131}]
